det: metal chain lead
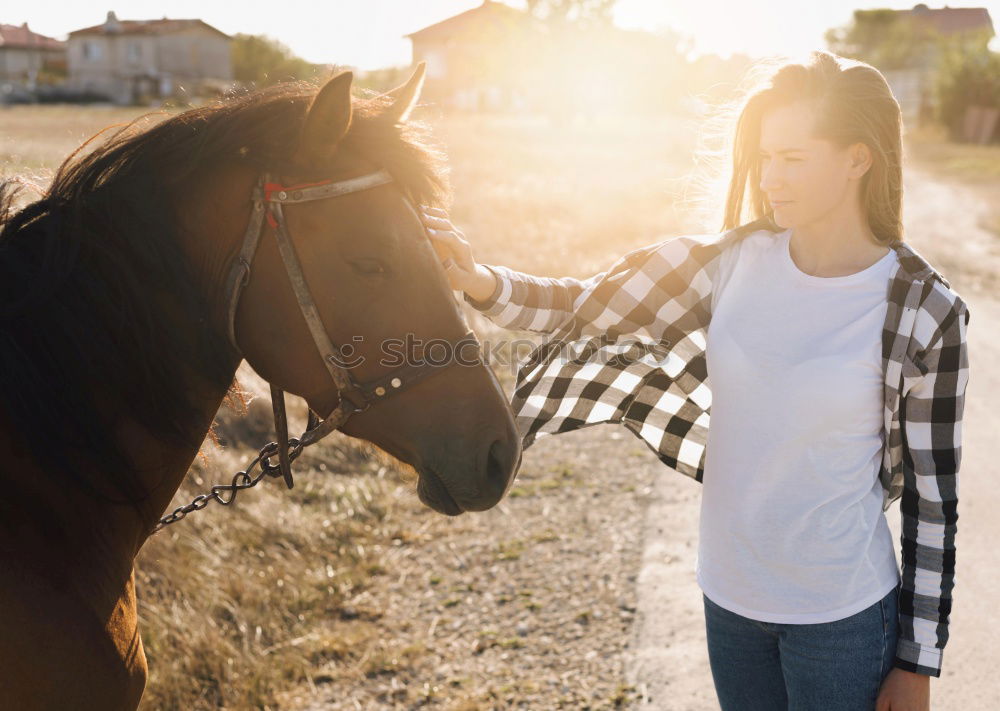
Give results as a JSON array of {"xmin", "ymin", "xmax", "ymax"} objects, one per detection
[{"xmin": 150, "ymin": 436, "xmax": 305, "ymax": 535}]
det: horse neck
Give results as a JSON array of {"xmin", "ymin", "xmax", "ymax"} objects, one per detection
[
  {"xmin": 0, "ymin": 319, "xmax": 239, "ymax": 611},
  {"xmin": 0, "ymin": 173, "xmax": 249, "ymax": 612},
  {"xmin": 124, "ymin": 164, "xmax": 257, "ymax": 544}
]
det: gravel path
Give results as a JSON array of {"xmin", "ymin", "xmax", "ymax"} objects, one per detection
[{"xmin": 279, "ymin": 418, "xmax": 686, "ymax": 710}]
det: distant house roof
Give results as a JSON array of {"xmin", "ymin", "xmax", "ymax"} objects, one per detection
[
  {"xmin": 906, "ymin": 4, "xmax": 994, "ymax": 37},
  {"xmin": 68, "ymin": 11, "xmax": 230, "ymax": 41},
  {"xmin": 405, "ymin": 0, "xmax": 538, "ymax": 41},
  {"xmin": 0, "ymin": 22, "xmax": 64, "ymax": 51}
]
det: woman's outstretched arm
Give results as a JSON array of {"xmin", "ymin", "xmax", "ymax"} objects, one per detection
[{"xmin": 421, "ymin": 206, "xmax": 611, "ymax": 335}]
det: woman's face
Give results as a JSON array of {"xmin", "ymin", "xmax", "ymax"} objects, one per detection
[{"xmin": 758, "ymin": 101, "xmax": 870, "ymax": 230}]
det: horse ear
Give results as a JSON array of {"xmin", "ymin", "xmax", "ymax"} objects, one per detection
[
  {"xmin": 297, "ymin": 70, "xmax": 354, "ymax": 161},
  {"xmin": 382, "ymin": 62, "xmax": 426, "ymax": 124}
]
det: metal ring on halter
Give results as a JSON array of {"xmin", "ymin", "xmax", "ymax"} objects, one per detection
[{"xmin": 261, "ymin": 438, "xmax": 303, "ymax": 473}]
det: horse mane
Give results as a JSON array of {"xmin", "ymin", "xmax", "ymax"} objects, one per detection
[{"xmin": 0, "ymin": 80, "xmax": 450, "ymax": 509}]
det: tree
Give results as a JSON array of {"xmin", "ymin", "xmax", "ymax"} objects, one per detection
[
  {"xmin": 934, "ymin": 38, "xmax": 1000, "ymax": 139},
  {"xmin": 231, "ymin": 33, "xmax": 322, "ymax": 86},
  {"xmin": 824, "ymin": 10, "xmax": 943, "ymax": 70}
]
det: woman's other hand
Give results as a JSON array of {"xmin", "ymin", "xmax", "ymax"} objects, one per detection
[{"xmin": 420, "ymin": 206, "xmax": 496, "ymax": 301}]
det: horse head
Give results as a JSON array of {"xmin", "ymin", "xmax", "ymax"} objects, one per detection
[{"xmin": 204, "ymin": 65, "xmax": 523, "ymax": 515}]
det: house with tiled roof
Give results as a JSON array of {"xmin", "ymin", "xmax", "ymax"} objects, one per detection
[
  {"xmin": 0, "ymin": 22, "xmax": 65, "ymax": 89},
  {"xmin": 405, "ymin": 0, "xmax": 543, "ymax": 111},
  {"xmin": 67, "ymin": 11, "xmax": 233, "ymax": 104},
  {"xmin": 906, "ymin": 3, "xmax": 994, "ymax": 36},
  {"xmin": 403, "ymin": 0, "xmax": 689, "ymax": 116}
]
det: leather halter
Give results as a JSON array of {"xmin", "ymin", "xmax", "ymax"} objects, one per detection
[{"xmin": 222, "ymin": 169, "xmax": 483, "ymax": 489}]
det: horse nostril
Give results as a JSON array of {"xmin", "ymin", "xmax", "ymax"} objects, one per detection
[
  {"xmin": 452, "ymin": 437, "xmax": 519, "ymax": 512},
  {"xmin": 486, "ymin": 438, "xmax": 511, "ymax": 491}
]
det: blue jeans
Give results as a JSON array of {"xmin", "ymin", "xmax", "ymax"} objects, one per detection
[{"xmin": 703, "ymin": 583, "xmax": 900, "ymax": 710}]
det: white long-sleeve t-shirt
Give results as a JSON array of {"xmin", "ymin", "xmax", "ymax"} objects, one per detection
[{"xmin": 697, "ymin": 228, "xmax": 902, "ymax": 623}]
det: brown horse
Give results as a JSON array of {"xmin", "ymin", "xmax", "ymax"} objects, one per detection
[{"xmin": 0, "ymin": 66, "xmax": 521, "ymax": 709}]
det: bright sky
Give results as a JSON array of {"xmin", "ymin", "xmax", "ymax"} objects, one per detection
[{"xmin": 7, "ymin": 1, "xmax": 1000, "ymax": 70}]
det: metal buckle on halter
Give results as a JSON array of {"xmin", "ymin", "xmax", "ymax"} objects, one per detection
[{"xmin": 335, "ymin": 370, "xmax": 373, "ymax": 415}]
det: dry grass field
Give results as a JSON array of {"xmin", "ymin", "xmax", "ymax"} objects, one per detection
[{"xmin": 3, "ymin": 101, "xmax": 998, "ymax": 709}]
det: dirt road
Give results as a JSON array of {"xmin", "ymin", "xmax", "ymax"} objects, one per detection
[{"xmin": 626, "ymin": 165, "xmax": 1000, "ymax": 710}]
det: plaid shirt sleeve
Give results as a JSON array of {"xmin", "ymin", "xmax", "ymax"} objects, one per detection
[
  {"xmin": 466, "ymin": 235, "xmax": 725, "ymax": 480},
  {"xmin": 462, "ymin": 263, "xmax": 610, "ymax": 334},
  {"xmin": 464, "ymin": 235, "xmax": 722, "ymax": 342},
  {"xmin": 894, "ymin": 291, "xmax": 971, "ymax": 677}
]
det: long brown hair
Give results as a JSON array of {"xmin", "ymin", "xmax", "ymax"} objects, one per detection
[{"xmin": 707, "ymin": 50, "xmax": 904, "ymax": 244}]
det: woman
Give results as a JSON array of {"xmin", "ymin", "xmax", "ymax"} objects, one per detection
[{"xmin": 421, "ymin": 50, "xmax": 969, "ymax": 711}]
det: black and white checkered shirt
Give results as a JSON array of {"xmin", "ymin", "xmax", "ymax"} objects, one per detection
[{"xmin": 465, "ymin": 217, "xmax": 971, "ymax": 678}]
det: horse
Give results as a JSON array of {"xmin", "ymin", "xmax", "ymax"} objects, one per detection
[{"xmin": 0, "ymin": 65, "xmax": 522, "ymax": 709}]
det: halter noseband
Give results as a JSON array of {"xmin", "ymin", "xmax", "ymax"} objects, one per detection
[{"xmin": 222, "ymin": 169, "xmax": 483, "ymax": 489}]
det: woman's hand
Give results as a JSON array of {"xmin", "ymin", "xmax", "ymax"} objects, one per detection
[
  {"xmin": 419, "ymin": 206, "xmax": 496, "ymax": 301},
  {"xmin": 875, "ymin": 667, "xmax": 930, "ymax": 710}
]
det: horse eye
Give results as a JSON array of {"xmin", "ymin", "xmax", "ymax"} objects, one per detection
[{"xmin": 351, "ymin": 258, "xmax": 387, "ymax": 276}]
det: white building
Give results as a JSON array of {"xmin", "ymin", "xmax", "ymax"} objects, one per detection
[
  {"xmin": 67, "ymin": 11, "xmax": 232, "ymax": 104},
  {"xmin": 0, "ymin": 22, "xmax": 65, "ymax": 90}
]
